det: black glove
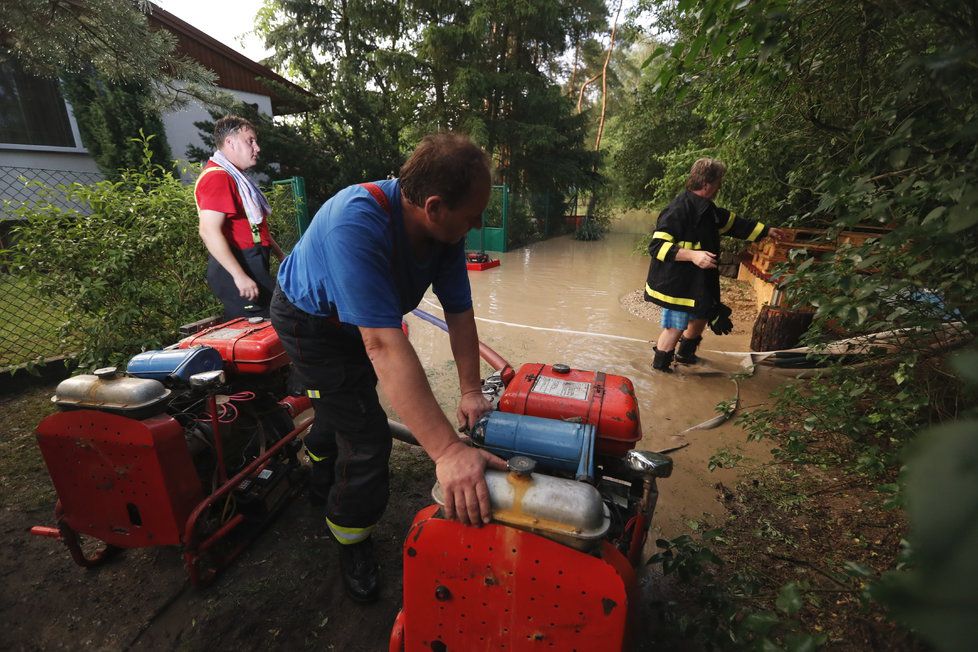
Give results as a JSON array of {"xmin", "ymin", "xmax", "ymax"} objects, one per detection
[{"xmin": 709, "ymin": 303, "xmax": 734, "ymax": 335}]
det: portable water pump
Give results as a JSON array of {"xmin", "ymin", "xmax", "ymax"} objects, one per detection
[
  {"xmin": 390, "ymin": 361, "xmax": 672, "ymax": 651},
  {"xmin": 30, "ymin": 316, "xmax": 312, "ymax": 585}
]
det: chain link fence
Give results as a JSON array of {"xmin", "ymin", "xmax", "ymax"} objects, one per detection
[{"xmin": 1, "ymin": 167, "xmax": 105, "ymax": 370}]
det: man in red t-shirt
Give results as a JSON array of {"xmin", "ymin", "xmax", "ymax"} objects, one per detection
[{"xmin": 194, "ymin": 115, "xmax": 284, "ymax": 319}]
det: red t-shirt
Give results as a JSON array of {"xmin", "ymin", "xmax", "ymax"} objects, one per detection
[{"xmin": 194, "ymin": 161, "xmax": 271, "ymax": 249}]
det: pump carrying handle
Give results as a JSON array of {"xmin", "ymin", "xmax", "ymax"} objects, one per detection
[{"xmin": 410, "ymin": 309, "xmax": 515, "ymax": 385}]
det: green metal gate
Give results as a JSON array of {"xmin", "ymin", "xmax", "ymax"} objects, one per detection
[
  {"xmin": 466, "ymin": 184, "xmax": 508, "ymax": 253},
  {"xmin": 272, "ymin": 176, "xmax": 311, "ymax": 239}
]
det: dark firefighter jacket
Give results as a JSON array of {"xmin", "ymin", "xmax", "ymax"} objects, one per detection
[{"xmin": 644, "ymin": 190, "xmax": 769, "ymax": 315}]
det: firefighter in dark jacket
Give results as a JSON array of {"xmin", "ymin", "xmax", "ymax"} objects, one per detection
[{"xmin": 645, "ymin": 158, "xmax": 785, "ymax": 372}]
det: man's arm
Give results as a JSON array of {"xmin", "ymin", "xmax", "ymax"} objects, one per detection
[
  {"xmin": 359, "ymin": 326, "xmax": 507, "ymax": 526},
  {"xmin": 198, "ymin": 210, "xmax": 259, "ymax": 301},
  {"xmin": 268, "ymin": 232, "xmax": 286, "ymax": 260},
  {"xmin": 444, "ymin": 308, "xmax": 491, "ymax": 430},
  {"xmin": 675, "ymin": 248, "xmax": 717, "ymax": 269}
]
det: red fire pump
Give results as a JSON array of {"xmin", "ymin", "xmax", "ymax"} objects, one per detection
[
  {"xmin": 391, "ymin": 311, "xmax": 673, "ymax": 652},
  {"xmin": 30, "ymin": 316, "xmax": 312, "ymax": 586}
]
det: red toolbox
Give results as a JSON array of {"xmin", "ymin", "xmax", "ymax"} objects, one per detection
[
  {"xmin": 498, "ymin": 362, "xmax": 642, "ymax": 456},
  {"xmin": 177, "ymin": 317, "xmax": 288, "ymax": 375}
]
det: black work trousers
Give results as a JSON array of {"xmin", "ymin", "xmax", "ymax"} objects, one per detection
[
  {"xmin": 206, "ymin": 245, "xmax": 274, "ymax": 320},
  {"xmin": 270, "ymin": 286, "xmax": 392, "ymax": 533}
]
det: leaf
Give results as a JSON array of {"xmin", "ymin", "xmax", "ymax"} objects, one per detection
[
  {"xmin": 741, "ymin": 611, "xmax": 780, "ymax": 635},
  {"xmin": 641, "ymin": 46, "xmax": 667, "ymax": 69},
  {"xmin": 871, "ymin": 420, "xmax": 978, "ymax": 652},
  {"xmin": 775, "ymin": 582, "xmax": 803, "ymax": 616},
  {"xmin": 686, "ymin": 35, "xmax": 706, "ymax": 65},
  {"xmin": 907, "ymin": 259, "xmax": 932, "ymax": 275},
  {"xmin": 887, "ymin": 148, "xmax": 910, "ymax": 169},
  {"xmin": 786, "ymin": 633, "xmax": 825, "ymax": 652},
  {"xmin": 946, "ymin": 188, "xmax": 978, "ymax": 232},
  {"xmin": 921, "ymin": 206, "xmax": 945, "ymax": 225},
  {"xmin": 843, "ymin": 561, "xmax": 873, "ymax": 578},
  {"xmin": 950, "ymin": 351, "xmax": 978, "ymax": 383}
]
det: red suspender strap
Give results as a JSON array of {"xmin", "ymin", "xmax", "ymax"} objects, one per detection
[{"xmin": 359, "ymin": 182, "xmax": 392, "ymax": 216}]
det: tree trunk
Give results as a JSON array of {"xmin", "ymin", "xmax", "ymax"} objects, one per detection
[
  {"xmin": 576, "ymin": 71, "xmax": 601, "ymax": 113},
  {"xmin": 593, "ymin": 0, "xmax": 622, "ymax": 151},
  {"xmin": 750, "ymin": 306, "xmax": 815, "ymax": 352},
  {"xmin": 585, "ymin": 192, "xmax": 599, "ymax": 220}
]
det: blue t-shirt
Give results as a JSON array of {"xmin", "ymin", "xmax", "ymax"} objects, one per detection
[{"xmin": 277, "ymin": 179, "xmax": 472, "ymax": 328}]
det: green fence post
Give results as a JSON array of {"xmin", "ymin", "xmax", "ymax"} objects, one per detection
[
  {"xmin": 501, "ymin": 184, "xmax": 509, "ymax": 251},
  {"xmin": 273, "ymin": 176, "xmax": 311, "ymax": 238},
  {"xmin": 544, "ymin": 192, "xmax": 550, "ymax": 236},
  {"xmin": 291, "ymin": 176, "xmax": 310, "ymax": 236}
]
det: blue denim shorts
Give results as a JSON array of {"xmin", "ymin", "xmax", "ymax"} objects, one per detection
[{"xmin": 661, "ymin": 308, "xmax": 690, "ymax": 330}]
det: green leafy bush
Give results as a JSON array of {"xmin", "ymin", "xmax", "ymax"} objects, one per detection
[
  {"xmin": 573, "ymin": 217, "xmax": 606, "ymax": 241},
  {"xmin": 738, "ymin": 361, "xmax": 935, "ymax": 475},
  {"xmin": 650, "ymin": 530, "xmax": 827, "ymax": 650},
  {"xmin": 7, "ymin": 135, "xmax": 218, "ymax": 370}
]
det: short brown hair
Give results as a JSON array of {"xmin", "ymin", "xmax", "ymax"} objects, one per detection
[
  {"xmin": 399, "ymin": 133, "xmax": 491, "ymax": 209},
  {"xmin": 686, "ymin": 157, "xmax": 727, "ymax": 191},
  {"xmin": 213, "ymin": 115, "xmax": 257, "ymax": 148}
]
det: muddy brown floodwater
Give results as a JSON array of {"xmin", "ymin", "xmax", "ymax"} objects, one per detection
[{"xmin": 405, "ymin": 219, "xmax": 784, "ymax": 550}]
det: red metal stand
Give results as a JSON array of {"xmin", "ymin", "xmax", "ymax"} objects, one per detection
[
  {"xmin": 182, "ymin": 414, "xmax": 312, "ymax": 586},
  {"xmin": 32, "ymin": 408, "xmax": 313, "ymax": 587}
]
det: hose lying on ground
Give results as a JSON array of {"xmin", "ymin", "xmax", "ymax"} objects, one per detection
[{"xmin": 410, "ymin": 308, "xmax": 514, "ymax": 374}]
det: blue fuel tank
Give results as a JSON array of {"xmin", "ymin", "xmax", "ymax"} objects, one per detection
[
  {"xmin": 126, "ymin": 346, "xmax": 224, "ymax": 385},
  {"xmin": 472, "ymin": 411, "xmax": 596, "ymax": 482}
]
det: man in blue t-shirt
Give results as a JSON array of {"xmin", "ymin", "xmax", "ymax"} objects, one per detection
[{"xmin": 271, "ymin": 133, "xmax": 505, "ymax": 603}]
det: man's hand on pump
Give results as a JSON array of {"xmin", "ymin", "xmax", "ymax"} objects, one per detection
[{"xmin": 434, "ymin": 440, "xmax": 507, "ymax": 526}]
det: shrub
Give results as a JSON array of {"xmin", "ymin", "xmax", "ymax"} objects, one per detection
[{"xmin": 5, "ymin": 135, "xmax": 301, "ymax": 370}]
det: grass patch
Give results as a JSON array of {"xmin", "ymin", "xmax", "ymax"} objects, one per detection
[{"xmin": 0, "ymin": 276, "xmax": 74, "ymax": 368}]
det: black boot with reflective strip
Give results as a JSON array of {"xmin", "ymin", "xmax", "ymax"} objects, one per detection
[
  {"xmin": 675, "ymin": 335, "xmax": 703, "ymax": 365},
  {"xmin": 651, "ymin": 347, "xmax": 675, "ymax": 373}
]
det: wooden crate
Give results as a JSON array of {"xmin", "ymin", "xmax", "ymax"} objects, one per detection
[{"xmin": 750, "ymin": 242, "xmax": 835, "ymax": 277}]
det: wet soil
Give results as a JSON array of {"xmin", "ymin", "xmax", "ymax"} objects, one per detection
[
  {"xmin": 0, "ymin": 227, "xmax": 910, "ymax": 649},
  {"xmin": 0, "ymin": 370, "xmax": 437, "ymax": 650}
]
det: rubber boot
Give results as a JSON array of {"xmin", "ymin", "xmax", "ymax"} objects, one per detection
[
  {"xmin": 651, "ymin": 347, "xmax": 675, "ymax": 373},
  {"xmin": 337, "ymin": 537, "xmax": 380, "ymax": 603},
  {"xmin": 675, "ymin": 335, "xmax": 703, "ymax": 365}
]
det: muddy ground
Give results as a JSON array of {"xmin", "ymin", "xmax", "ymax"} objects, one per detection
[
  {"xmin": 0, "ymin": 254, "xmax": 914, "ymax": 650},
  {"xmin": 0, "ymin": 389, "xmax": 436, "ymax": 651}
]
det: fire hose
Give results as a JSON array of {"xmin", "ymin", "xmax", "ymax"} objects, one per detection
[{"xmin": 410, "ymin": 309, "xmax": 515, "ymax": 383}]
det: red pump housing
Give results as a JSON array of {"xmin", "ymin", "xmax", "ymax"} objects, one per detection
[
  {"xmin": 498, "ymin": 362, "xmax": 642, "ymax": 456},
  {"xmin": 178, "ymin": 317, "xmax": 288, "ymax": 375},
  {"xmin": 391, "ymin": 505, "xmax": 636, "ymax": 652}
]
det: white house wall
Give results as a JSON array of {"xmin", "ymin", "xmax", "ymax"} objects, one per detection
[
  {"xmin": 161, "ymin": 87, "xmax": 273, "ymax": 180},
  {"xmin": 1, "ymin": 86, "xmax": 275, "ymax": 217}
]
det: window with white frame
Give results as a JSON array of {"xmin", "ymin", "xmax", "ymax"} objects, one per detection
[{"xmin": 0, "ymin": 61, "xmax": 79, "ymax": 149}]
